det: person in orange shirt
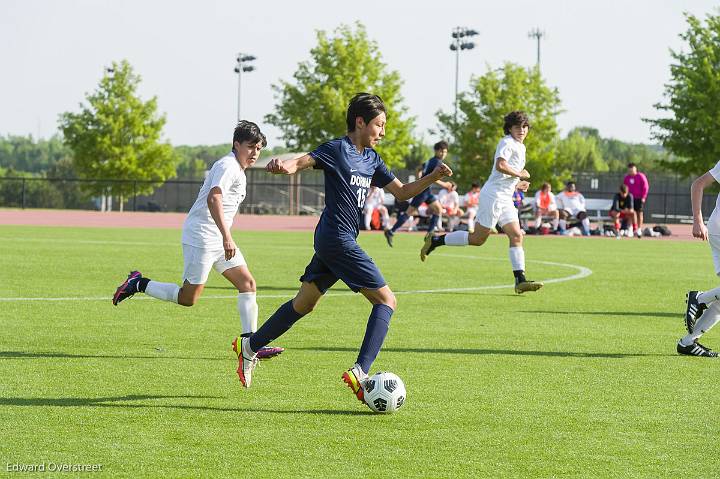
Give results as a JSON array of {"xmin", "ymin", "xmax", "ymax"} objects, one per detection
[
  {"xmin": 533, "ymin": 182, "xmax": 559, "ymax": 232},
  {"xmin": 463, "ymin": 182, "xmax": 481, "ymax": 233}
]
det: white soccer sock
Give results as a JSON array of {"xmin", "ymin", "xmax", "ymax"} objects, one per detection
[
  {"xmin": 237, "ymin": 292, "xmax": 258, "ymax": 335},
  {"xmin": 581, "ymin": 218, "xmax": 591, "ymax": 232},
  {"xmin": 552, "ymin": 218, "xmax": 559, "ymax": 229},
  {"xmin": 145, "ymin": 281, "xmax": 180, "ymax": 303},
  {"xmin": 559, "ymin": 219, "xmax": 567, "ymax": 230},
  {"xmin": 698, "ymin": 286, "xmax": 720, "ymax": 305},
  {"xmin": 509, "ymin": 246, "xmax": 525, "ymax": 271},
  {"xmin": 682, "ymin": 301, "xmax": 720, "ymax": 345},
  {"xmin": 534, "ymin": 215, "xmax": 542, "ymax": 228},
  {"xmin": 364, "ymin": 211, "xmax": 372, "ymax": 230},
  {"xmin": 445, "ymin": 231, "xmax": 468, "ymax": 246}
]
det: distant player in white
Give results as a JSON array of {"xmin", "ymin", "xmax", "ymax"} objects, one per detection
[
  {"xmin": 678, "ymin": 161, "xmax": 720, "ymax": 357},
  {"xmin": 363, "ymin": 186, "xmax": 389, "ymax": 230},
  {"xmin": 420, "ymin": 111, "xmax": 543, "ymax": 294},
  {"xmin": 111, "ymin": 121, "xmax": 284, "ymax": 368},
  {"xmin": 438, "ymin": 181, "xmax": 463, "ymax": 232},
  {"xmin": 556, "ymin": 181, "xmax": 590, "ymax": 235}
]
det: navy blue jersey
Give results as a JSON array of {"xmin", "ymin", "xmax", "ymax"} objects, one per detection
[{"xmin": 310, "ymin": 136, "xmax": 395, "ymax": 243}]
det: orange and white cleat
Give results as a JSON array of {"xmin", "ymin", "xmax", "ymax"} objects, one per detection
[
  {"xmin": 231, "ymin": 337, "xmax": 258, "ymax": 388},
  {"xmin": 341, "ymin": 364, "xmax": 368, "ymax": 403}
]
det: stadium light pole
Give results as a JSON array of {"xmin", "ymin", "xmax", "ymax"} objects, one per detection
[
  {"xmin": 450, "ymin": 27, "xmax": 478, "ymax": 125},
  {"xmin": 234, "ymin": 53, "xmax": 256, "ymax": 122},
  {"xmin": 528, "ymin": 28, "xmax": 545, "ymax": 69}
]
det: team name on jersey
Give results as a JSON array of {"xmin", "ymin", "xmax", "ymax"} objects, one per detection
[{"xmin": 350, "ymin": 175, "xmax": 372, "ymax": 188}]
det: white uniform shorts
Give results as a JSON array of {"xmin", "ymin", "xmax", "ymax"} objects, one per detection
[
  {"xmin": 561, "ymin": 207, "xmax": 585, "ymax": 217},
  {"xmin": 476, "ymin": 196, "xmax": 518, "ymax": 229},
  {"xmin": 709, "ymin": 235, "xmax": 720, "ymax": 276},
  {"xmin": 182, "ymin": 244, "xmax": 247, "ymax": 285}
]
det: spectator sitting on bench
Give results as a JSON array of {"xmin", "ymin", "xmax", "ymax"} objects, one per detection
[
  {"xmin": 438, "ymin": 181, "xmax": 464, "ymax": 232},
  {"xmin": 463, "ymin": 182, "xmax": 481, "ymax": 233},
  {"xmin": 556, "ymin": 180, "xmax": 590, "ymax": 236},
  {"xmin": 533, "ymin": 182, "xmax": 559, "ymax": 232},
  {"xmin": 363, "ymin": 186, "xmax": 390, "ymax": 231},
  {"xmin": 610, "ymin": 183, "xmax": 635, "ymax": 237}
]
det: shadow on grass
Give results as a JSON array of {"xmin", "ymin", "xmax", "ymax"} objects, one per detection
[
  {"xmin": 291, "ymin": 346, "xmax": 668, "ymax": 358},
  {"xmin": 521, "ymin": 310, "xmax": 679, "ymax": 319},
  {"xmin": 0, "ymin": 351, "xmax": 227, "ymax": 361},
  {"xmin": 0, "ymin": 394, "xmax": 372, "ymax": 415}
]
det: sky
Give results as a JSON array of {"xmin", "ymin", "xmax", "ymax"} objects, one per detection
[{"xmin": 1, "ymin": 0, "xmax": 718, "ymax": 148}]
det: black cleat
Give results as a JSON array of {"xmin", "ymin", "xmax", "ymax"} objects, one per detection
[
  {"xmin": 514, "ymin": 280, "xmax": 544, "ymax": 294},
  {"xmin": 685, "ymin": 291, "xmax": 707, "ymax": 334},
  {"xmin": 677, "ymin": 340, "xmax": 718, "ymax": 357},
  {"xmin": 112, "ymin": 271, "xmax": 142, "ymax": 306},
  {"xmin": 384, "ymin": 229, "xmax": 394, "ymax": 247},
  {"xmin": 420, "ymin": 233, "xmax": 439, "ymax": 262}
]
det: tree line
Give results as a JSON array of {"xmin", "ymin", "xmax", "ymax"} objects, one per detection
[{"xmin": 1, "ymin": 12, "xmax": 717, "ymax": 208}]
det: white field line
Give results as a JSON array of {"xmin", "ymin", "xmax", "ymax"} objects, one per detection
[{"xmin": 0, "ymin": 253, "xmax": 591, "ymax": 302}]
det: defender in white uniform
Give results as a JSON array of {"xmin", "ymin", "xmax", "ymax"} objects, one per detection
[
  {"xmin": 420, "ymin": 111, "xmax": 543, "ymax": 294},
  {"xmin": 679, "ymin": 160, "xmax": 720, "ymax": 357},
  {"xmin": 111, "ymin": 121, "xmax": 284, "ymax": 368}
]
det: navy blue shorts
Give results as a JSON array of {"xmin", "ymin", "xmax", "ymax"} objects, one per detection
[
  {"xmin": 300, "ymin": 242, "xmax": 386, "ymax": 293},
  {"xmin": 410, "ymin": 189, "xmax": 437, "ymax": 208}
]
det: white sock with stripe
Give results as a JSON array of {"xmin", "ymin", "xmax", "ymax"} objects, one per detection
[
  {"xmin": 698, "ymin": 286, "xmax": 720, "ymax": 305},
  {"xmin": 237, "ymin": 292, "xmax": 258, "ymax": 335},
  {"xmin": 682, "ymin": 301, "xmax": 720, "ymax": 346},
  {"xmin": 145, "ymin": 281, "xmax": 180, "ymax": 303}
]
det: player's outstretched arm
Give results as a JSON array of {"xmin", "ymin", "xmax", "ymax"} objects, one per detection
[
  {"xmin": 691, "ymin": 172, "xmax": 715, "ymax": 240},
  {"xmin": 496, "ymin": 158, "xmax": 530, "ymax": 181},
  {"xmin": 385, "ymin": 164, "xmax": 453, "ymax": 201},
  {"xmin": 266, "ymin": 154, "xmax": 316, "ymax": 175}
]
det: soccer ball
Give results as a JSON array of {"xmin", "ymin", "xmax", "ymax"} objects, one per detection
[{"xmin": 363, "ymin": 372, "xmax": 406, "ymax": 413}]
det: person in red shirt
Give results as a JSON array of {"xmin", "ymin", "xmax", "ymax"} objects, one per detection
[{"xmin": 623, "ymin": 162, "xmax": 649, "ymax": 238}]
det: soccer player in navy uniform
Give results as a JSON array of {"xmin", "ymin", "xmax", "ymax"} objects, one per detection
[
  {"xmin": 235, "ymin": 93, "xmax": 452, "ymax": 401},
  {"xmin": 383, "ymin": 141, "xmax": 453, "ymax": 246}
]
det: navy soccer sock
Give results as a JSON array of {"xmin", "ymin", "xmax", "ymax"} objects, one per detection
[
  {"xmin": 391, "ymin": 212, "xmax": 409, "ymax": 233},
  {"xmin": 356, "ymin": 304, "xmax": 394, "ymax": 373},
  {"xmin": 249, "ymin": 300, "xmax": 304, "ymax": 352},
  {"xmin": 429, "ymin": 214, "xmax": 439, "ymax": 231}
]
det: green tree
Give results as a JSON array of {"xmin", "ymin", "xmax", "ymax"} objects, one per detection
[
  {"xmin": 437, "ymin": 63, "xmax": 562, "ymax": 189},
  {"xmin": 265, "ymin": 23, "xmax": 414, "ymax": 168},
  {"xmin": 555, "ymin": 128, "xmax": 607, "ymax": 178},
  {"xmin": 59, "ymin": 60, "xmax": 177, "ymax": 210},
  {"xmin": 646, "ymin": 12, "xmax": 720, "ymax": 177}
]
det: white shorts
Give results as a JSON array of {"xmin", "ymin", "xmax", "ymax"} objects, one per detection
[
  {"xmin": 710, "ymin": 235, "xmax": 720, "ymax": 276},
  {"xmin": 476, "ymin": 197, "xmax": 518, "ymax": 229},
  {"xmin": 182, "ymin": 244, "xmax": 246, "ymax": 285},
  {"xmin": 561, "ymin": 207, "xmax": 585, "ymax": 217}
]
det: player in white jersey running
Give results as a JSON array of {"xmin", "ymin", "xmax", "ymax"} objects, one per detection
[
  {"xmin": 111, "ymin": 121, "xmax": 284, "ymax": 371},
  {"xmin": 420, "ymin": 111, "xmax": 543, "ymax": 294},
  {"xmin": 678, "ymin": 160, "xmax": 720, "ymax": 357}
]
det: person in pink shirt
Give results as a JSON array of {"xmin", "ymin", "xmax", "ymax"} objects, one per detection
[{"xmin": 623, "ymin": 162, "xmax": 649, "ymax": 238}]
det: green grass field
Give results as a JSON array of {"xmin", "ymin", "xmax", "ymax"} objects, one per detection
[{"xmin": 1, "ymin": 225, "xmax": 718, "ymax": 478}]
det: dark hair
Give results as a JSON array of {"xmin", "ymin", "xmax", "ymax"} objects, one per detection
[
  {"xmin": 346, "ymin": 93, "xmax": 386, "ymax": 132},
  {"xmin": 542, "ymin": 182, "xmax": 551, "ymax": 190},
  {"xmin": 233, "ymin": 120, "xmax": 267, "ymax": 149},
  {"xmin": 503, "ymin": 111, "xmax": 531, "ymax": 135},
  {"xmin": 620, "ymin": 184, "xmax": 628, "ymax": 193},
  {"xmin": 471, "ymin": 182, "xmax": 480, "ymax": 188},
  {"xmin": 566, "ymin": 180, "xmax": 576, "ymax": 187},
  {"xmin": 627, "ymin": 162, "xmax": 636, "ymax": 168},
  {"xmin": 434, "ymin": 140, "xmax": 449, "ymax": 151}
]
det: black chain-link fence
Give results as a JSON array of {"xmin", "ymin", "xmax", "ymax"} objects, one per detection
[{"xmin": 0, "ymin": 170, "xmax": 713, "ymax": 223}]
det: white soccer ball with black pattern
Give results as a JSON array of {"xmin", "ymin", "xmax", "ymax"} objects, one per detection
[{"xmin": 363, "ymin": 371, "xmax": 406, "ymax": 413}]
